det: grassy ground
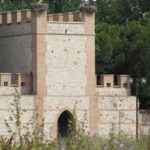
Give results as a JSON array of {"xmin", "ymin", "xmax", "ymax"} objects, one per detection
[{"xmin": 0, "ymin": 133, "xmax": 149, "ymax": 150}]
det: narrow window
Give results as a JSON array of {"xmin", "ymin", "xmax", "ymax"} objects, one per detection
[
  {"xmin": 21, "ymin": 82, "xmax": 26, "ymax": 87},
  {"xmin": 4, "ymin": 82, "xmax": 8, "ymax": 86},
  {"xmin": 114, "ymin": 75, "xmax": 121, "ymax": 87},
  {"xmin": 123, "ymin": 83, "xmax": 128, "ymax": 88},
  {"xmin": 97, "ymin": 75, "xmax": 104, "ymax": 87}
]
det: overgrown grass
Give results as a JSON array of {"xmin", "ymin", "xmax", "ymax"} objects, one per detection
[{"xmin": 0, "ymin": 132, "xmax": 149, "ymax": 150}]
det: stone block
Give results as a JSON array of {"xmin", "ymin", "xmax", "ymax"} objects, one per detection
[
  {"xmin": 44, "ymin": 97, "xmax": 89, "ymax": 111},
  {"xmin": 99, "ymin": 111, "xmax": 119, "ymax": 123},
  {"xmin": 120, "ymin": 124, "xmax": 136, "ymax": 136},
  {"xmin": 119, "ymin": 111, "xmax": 136, "ymax": 124},
  {"xmin": 98, "ymin": 123, "xmax": 119, "ymax": 136},
  {"xmin": 98, "ymin": 96, "xmax": 136, "ymax": 110}
]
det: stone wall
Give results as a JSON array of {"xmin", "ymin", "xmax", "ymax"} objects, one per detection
[
  {"xmin": 97, "ymin": 96, "xmax": 136, "ymax": 136},
  {"xmin": 46, "ymin": 22, "xmax": 87, "ymax": 96},
  {"xmin": 44, "ymin": 97, "xmax": 90, "ymax": 140},
  {"xmin": 0, "ymin": 94, "xmax": 137, "ymax": 139},
  {"xmin": 0, "ymin": 23, "xmax": 32, "ymax": 73},
  {"xmin": 0, "ymin": 95, "xmax": 35, "ymax": 136},
  {"xmin": 44, "ymin": 20, "xmax": 91, "ymax": 140},
  {"xmin": 0, "ymin": 8, "xmax": 137, "ymax": 139},
  {"xmin": 96, "ymin": 88, "xmax": 131, "ymax": 96}
]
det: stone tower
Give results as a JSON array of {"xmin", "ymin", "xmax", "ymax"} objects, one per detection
[{"xmin": 31, "ymin": 4, "xmax": 97, "ymax": 139}]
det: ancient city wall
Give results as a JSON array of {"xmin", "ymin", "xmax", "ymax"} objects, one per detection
[
  {"xmin": 96, "ymin": 75, "xmax": 136, "ymax": 136},
  {"xmin": 0, "ymin": 8, "xmax": 137, "ymax": 139},
  {"xmin": 97, "ymin": 96, "xmax": 136, "ymax": 136},
  {"xmin": 0, "ymin": 93, "xmax": 90, "ymax": 140},
  {"xmin": 0, "ymin": 95, "xmax": 35, "ymax": 136}
]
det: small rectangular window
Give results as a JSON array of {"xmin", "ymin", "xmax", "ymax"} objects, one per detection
[
  {"xmin": 4, "ymin": 82, "xmax": 8, "ymax": 86},
  {"xmin": 114, "ymin": 75, "xmax": 121, "ymax": 87},
  {"xmin": 123, "ymin": 83, "xmax": 128, "ymax": 88},
  {"xmin": 97, "ymin": 75, "xmax": 104, "ymax": 87},
  {"xmin": 21, "ymin": 82, "xmax": 26, "ymax": 87}
]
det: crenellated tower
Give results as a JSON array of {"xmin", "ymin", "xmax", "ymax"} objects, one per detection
[{"xmin": 0, "ymin": 3, "xmax": 137, "ymax": 140}]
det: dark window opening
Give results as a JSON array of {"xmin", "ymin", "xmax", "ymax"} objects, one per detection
[
  {"xmin": 58, "ymin": 110, "xmax": 75, "ymax": 138},
  {"xmin": 97, "ymin": 75, "xmax": 104, "ymax": 86},
  {"xmin": 4, "ymin": 82, "xmax": 8, "ymax": 86},
  {"xmin": 114, "ymin": 75, "xmax": 121, "ymax": 87},
  {"xmin": 123, "ymin": 83, "xmax": 128, "ymax": 88},
  {"xmin": 21, "ymin": 82, "xmax": 26, "ymax": 87}
]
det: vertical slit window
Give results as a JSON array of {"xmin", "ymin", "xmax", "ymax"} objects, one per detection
[
  {"xmin": 97, "ymin": 75, "xmax": 104, "ymax": 87},
  {"xmin": 114, "ymin": 75, "xmax": 121, "ymax": 87}
]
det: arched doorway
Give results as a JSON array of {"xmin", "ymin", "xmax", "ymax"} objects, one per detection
[{"xmin": 58, "ymin": 110, "xmax": 75, "ymax": 138}]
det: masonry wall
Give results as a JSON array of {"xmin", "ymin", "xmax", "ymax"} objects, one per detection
[
  {"xmin": 97, "ymin": 95, "xmax": 136, "ymax": 136},
  {"xmin": 43, "ymin": 21, "xmax": 91, "ymax": 140},
  {"xmin": 0, "ymin": 95, "xmax": 35, "ymax": 136},
  {"xmin": 0, "ymin": 9, "xmax": 137, "ymax": 140},
  {"xmin": 0, "ymin": 23, "xmax": 32, "ymax": 73},
  {"xmin": 44, "ymin": 97, "xmax": 90, "ymax": 140},
  {"xmin": 46, "ymin": 22, "xmax": 87, "ymax": 96}
]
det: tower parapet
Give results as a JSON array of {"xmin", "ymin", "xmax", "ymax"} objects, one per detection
[
  {"xmin": 0, "ymin": 10, "xmax": 32, "ymax": 25},
  {"xmin": 47, "ymin": 11, "xmax": 82, "ymax": 22},
  {"xmin": 0, "ymin": 9, "xmax": 84, "ymax": 26},
  {"xmin": 0, "ymin": 73, "xmax": 32, "ymax": 95},
  {"xmin": 96, "ymin": 74, "xmax": 132, "ymax": 96}
]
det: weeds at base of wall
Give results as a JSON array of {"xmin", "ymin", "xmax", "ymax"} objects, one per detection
[
  {"xmin": 1, "ymin": 89, "xmax": 150, "ymax": 150},
  {"xmin": 0, "ymin": 131, "xmax": 149, "ymax": 150}
]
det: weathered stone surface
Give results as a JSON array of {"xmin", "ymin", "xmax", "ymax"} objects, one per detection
[
  {"xmin": 46, "ymin": 22, "xmax": 87, "ymax": 96},
  {"xmin": 43, "ymin": 96, "xmax": 90, "ymax": 139},
  {"xmin": 98, "ymin": 96, "xmax": 136, "ymax": 136},
  {"xmin": 98, "ymin": 123, "xmax": 119, "ymax": 136},
  {"xmin": 0, "ymin": 23, "xmax": 32, "ymax": 73},
  {"xmin": 96, "ymin": 88, "xmax": 131, "ymax": 96},
  {"xmin": 98, "ymin": 96, "xmax": 136, "ymax": 110},
  {"xmin": 0, "ymin": 96, "xmax": 35, "ymax": 136}
]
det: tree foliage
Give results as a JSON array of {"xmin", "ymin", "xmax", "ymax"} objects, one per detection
[{"xmin": 95, "ymin": 0, "xmax": 150, "ymax": 108}]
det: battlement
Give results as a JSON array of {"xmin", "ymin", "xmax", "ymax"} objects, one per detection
[
  {"xmin": 96, "ymin": 74, "xmax": 131, "ymax": 96},
  {"xmin": 0, "ymin": 73, "xmax": 33, "ymax": 95},
  {"xmin": 0, "ymin": 9, "xmax": 85, "ymax": 25},
  {"xmin": 97, "ymin": 74, "xmax": 131, "ymax": 88},
  {"xmin": 0, "ymin": 10, "xmax": 32, "ymax": 25},
  {"xmin": 47, "ymin": 11, "xmax": 82, "ymax": 22}
]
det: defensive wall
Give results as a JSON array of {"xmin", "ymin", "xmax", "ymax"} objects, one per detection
[{"xmin": 0, "ymin": 5, "xmax": 137, "ymax": 140}]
